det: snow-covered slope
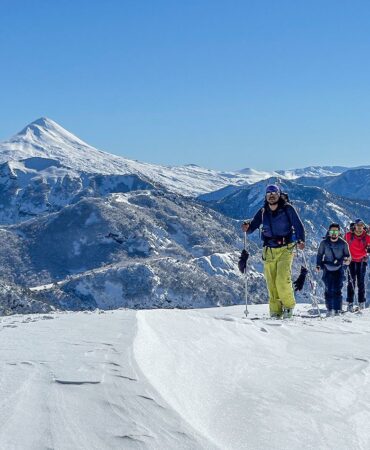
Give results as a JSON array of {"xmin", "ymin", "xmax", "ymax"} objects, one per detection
[
  {"xmin": 135, "ymin": 304, "xmax": 370, "ymax": 449},
  {"xmin": 295, "ymin": 168, "xmax": 370, "ymax": 201},
  {"xmin": 199, "ymin": 167, "xmax": 358, "ymax": 202},
  {"xmin": 237, "ymin": 165, "xmax": 350, "ymax": 181},
  {"xmin": 1, "ymin": 304, "xmax": 370, "ymax": 449},
  {"xmin": 0, "ymin": 280, "xmax": 52, "ymax": 315},
  {"xmin": 0, "ymin": 309, "xmax": 212, "ymax": 449},
  {"xmin": 0, "ymin": 191, "xmax": 269, "ymax": 311},
  {"xmin": 276, "ymin": 165, "xmax": 351, "ymax": 178},
  {"xmin": 0, "ymin": 157, "xmax": 156, "ymax": 224},
  {"xmin": 236, "ymin": 167, "xmax": 278, "ymax": 182}
]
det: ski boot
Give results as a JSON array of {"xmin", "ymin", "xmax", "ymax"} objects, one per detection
[
  {"xmin": 270, "ymin": 312, "xmax": 282, "ymax": 319},
  {"xmin": 282, "ymin": 308, "xmax": 293, "ymax": 319},
  {"xmin": 347, "ymin": 303, "xmax": 354, "ymax": 313},
  {"xmin": 326, "ymin": 309, "xmax": 335, "ymax": 317},
  {"xmin": 359, "ymin": 303, "xmax": 366, "ymax": 311}
]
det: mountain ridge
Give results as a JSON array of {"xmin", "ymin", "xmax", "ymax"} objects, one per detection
[{"xmin": 1, "ymin": 117, "xmax": 364, "ymax": 197}]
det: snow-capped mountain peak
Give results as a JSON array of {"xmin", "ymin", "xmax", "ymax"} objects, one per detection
[
  {"xmin": 15, "ymin": 117, "xmax": 90, "ymax": 148},
  {"xmin": 0, "ymin": 117, "xmax": 134, "ymax": 175}
]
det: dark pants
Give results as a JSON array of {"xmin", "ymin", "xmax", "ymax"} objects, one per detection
[
  {"xmin": 347, "ymin": 261, "xmax": 367, "ymax": 304},
  {"xmin": 323, "ymin": 267, "xmax": 344, "ymax": 311}
]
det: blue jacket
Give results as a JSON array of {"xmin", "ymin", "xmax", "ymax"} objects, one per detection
[{"xmin": 247, "ymin": 202, "xmax": 305, "ymax": 248}]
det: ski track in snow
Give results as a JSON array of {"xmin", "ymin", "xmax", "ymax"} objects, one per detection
[{"xmin": 1, "ymin": 305, "xmax": 370, "ymax": 449}]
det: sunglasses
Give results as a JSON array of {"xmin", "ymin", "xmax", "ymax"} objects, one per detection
[
  {"xmin": 266, "ymin": 191, "xmax": 279, "ymax": 196},
  {"xmin": 329, "ymin": 230, "xmax": 340, "ymax": 235}
]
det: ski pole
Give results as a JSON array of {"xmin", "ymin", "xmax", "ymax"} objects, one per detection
[
  {"xmin": 301, "ymin": 250, "xmax": 322, "ymax": 318},
  {"xmin": 344, "ymin": 224, "xmax": 359, "ymax": 308},
  {"xmin": 244, "ymin": 231, "xmax": 249, "ymax": 317},
  {"xmin": 346, "ymin": 265, "xmax": 359, "ymax": 307}
]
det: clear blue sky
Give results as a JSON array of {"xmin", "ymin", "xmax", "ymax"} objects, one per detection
[{"xmin": 1, "ymin": 0, "xmax": 370, "ymax": 171}]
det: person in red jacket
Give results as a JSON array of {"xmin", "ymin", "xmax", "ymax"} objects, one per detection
[{"xmin": 345, "ymin": 218, "xmax": 370, "ymax": 311}]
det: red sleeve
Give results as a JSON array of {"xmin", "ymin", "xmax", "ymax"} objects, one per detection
[
  {"xmin": 367, "ymin": 235, "xmax": 370, "ymax": 245},
  {"xmin": 345, "ymin": 232, "xmax": 351, "ymax": 243}
]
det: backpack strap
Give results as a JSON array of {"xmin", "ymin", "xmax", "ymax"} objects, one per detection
[{"xmin": 328, "ymin": 242, "xmax": 339, "ymax": 264}]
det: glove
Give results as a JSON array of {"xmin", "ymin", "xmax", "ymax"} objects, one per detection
[
  {"xmin": 238, "ymin": 249, "xmax": 249, "ymax": 273},
  {"xmin": 293, "ymin": 266, "xmax": 308, "ymax": 291},
  {"xmin": 241, "ymin": 220, "xmax": 251, "ymax": 232}
]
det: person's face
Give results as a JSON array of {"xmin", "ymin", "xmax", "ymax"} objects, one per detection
[
  {"xmin": 329, "ymin": 228, "xmax": 340, "ymax": 241},
  {"xmin": 355, "ymin": 223, "xmax": 364, "ymax": 234},
  {"xmin": 266, "ymin": 191, "xmax": 280, "ymax": 205}
]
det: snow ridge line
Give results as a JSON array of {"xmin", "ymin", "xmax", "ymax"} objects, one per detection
[{"xmin": 133, "ymin": 310, "xmax": 221, "ymax": 449}]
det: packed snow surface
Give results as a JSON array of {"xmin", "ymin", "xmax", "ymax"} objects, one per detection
[{"xmin": 1, "ymin": 304, "xmax": 370, "ymax": 449}]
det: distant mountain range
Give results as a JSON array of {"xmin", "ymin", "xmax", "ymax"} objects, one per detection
[
  {"xmin": 0, "ymin": 117, "xmax": 369, "ymax": 314},
  {"xmin": 1, "ymin": 117, "xmax": 366, "ymax": 197},
  {"xmin": 294, "ymin": 169, "xmax": 370, "ymax": 200},
  {"xmin": 0, "ymin": 118, "xmax": 261, "ymax": 197},
  {"xmin": 202, "ymin": 178, "xmax": 370, "ymax": 241}
]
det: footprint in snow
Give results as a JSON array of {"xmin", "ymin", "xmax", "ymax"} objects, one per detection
[
  {"xmin": 214, "ymin": 316, "xmax": 236, "ymax": 322},
  {"xmin": 54, "ymin": 379, "xmax": 101, "ymax": 385},
  {"xmin": 115, "ymin": 374, "xmax": 137, "ymax": 381}
]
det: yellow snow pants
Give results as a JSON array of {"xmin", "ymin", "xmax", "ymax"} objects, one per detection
[{"xmin": 262, "ymin": 244, "xmax": 296, "ymax": 315}]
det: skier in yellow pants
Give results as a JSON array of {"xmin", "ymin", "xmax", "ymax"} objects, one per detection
[
  {"xmin": 242, "ymin": 185, "xmax": 305, "ymax": 318},
  {"xmin": 262, "ymin": 244, "xmax": 296, "ymax": 316}
]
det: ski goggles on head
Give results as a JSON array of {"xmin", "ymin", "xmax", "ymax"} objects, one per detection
[{"xmin": 329, "ymin": 230, "xmax": 340, "ymax": 235}]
